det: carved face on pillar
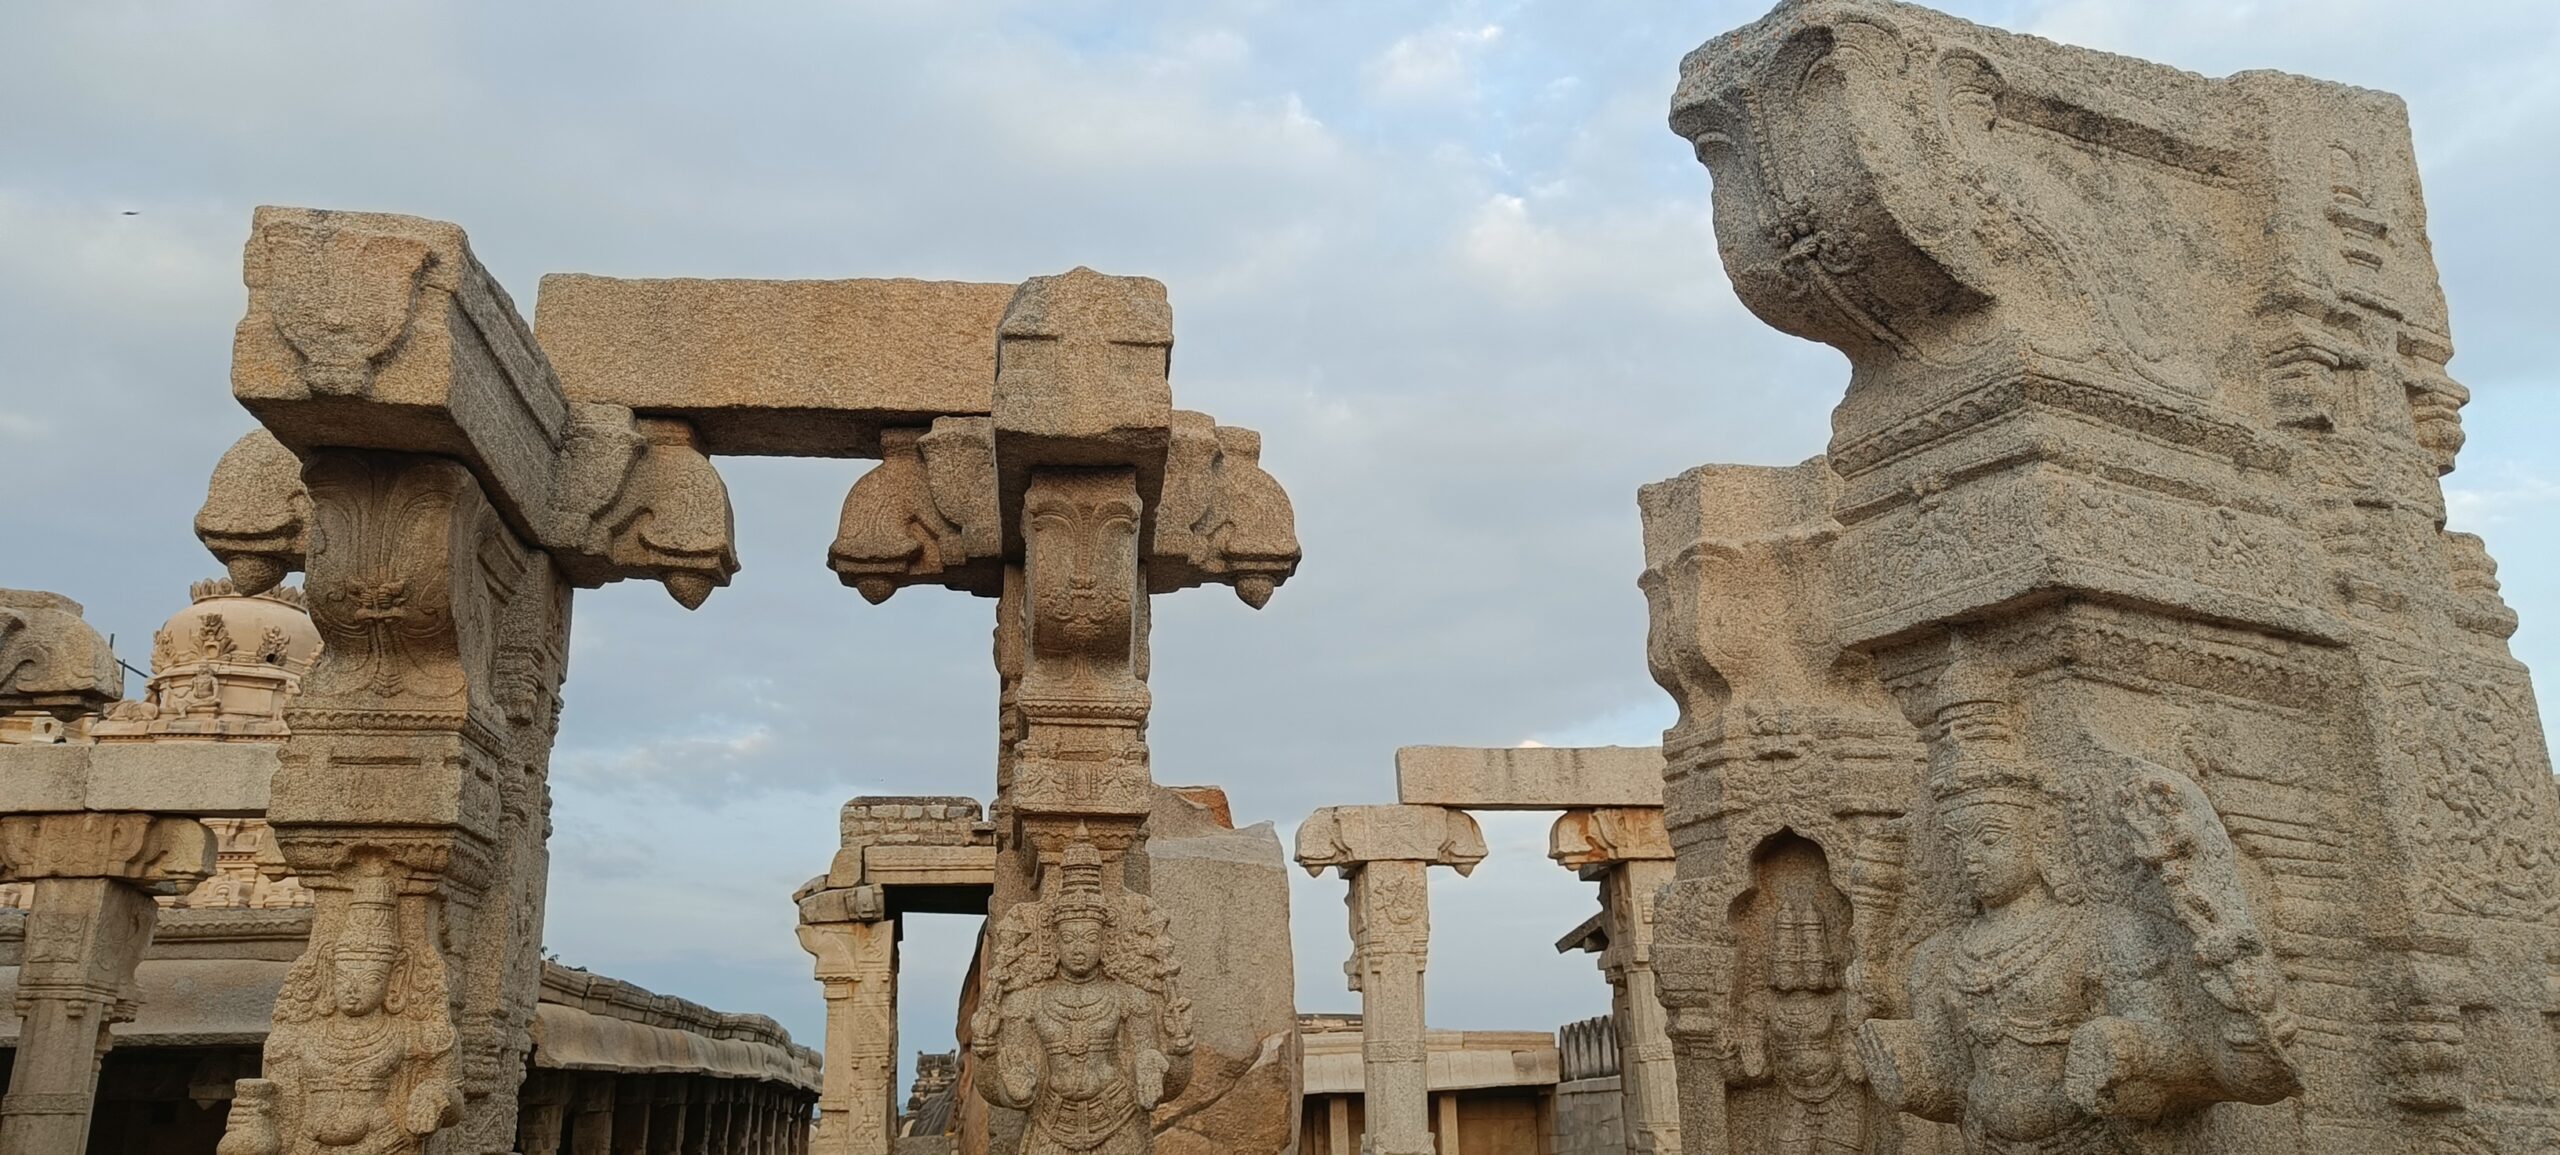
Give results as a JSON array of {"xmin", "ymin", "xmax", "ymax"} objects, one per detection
[
  {"xmin": 1943, "ymin": 798, "xmax": 2045, "ymax": 911},
  {"xmin": 1056, "ymin": 916, "xmax": 1104, "ymax": 980},
  {"xmin": 334, "ymin": 951, "xmax": 395, "ymax": 1017},
  {"xmin": 1024, "ymin": 477, "xmax": 1141, "ymax": 673}
]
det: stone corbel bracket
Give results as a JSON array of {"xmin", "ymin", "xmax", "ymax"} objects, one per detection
[
  {"xmin": 1547, "ymin": 807, "xmax": 1673, "ymax": 877},
  {"xmin": 829, "ymin": 410, "xmax": 1299, "ymax": 607},
  {"xmin": 225, "ymin": 206, "xmax": 736, "ymax": 607},
  {"xmin": 0, "ymin": 812, "xmax": 217, "ymax": 896},
  {"xmin": 828, "ymin": 269, "xmax": 1300, "ymax": 609},
  {"xmin": 1293, "ymin": 804, "xmax": 1488, "ymax": 878},
  {"xmin": 0, "ymin": 590, "xmax": 123, "ymax": 719}
]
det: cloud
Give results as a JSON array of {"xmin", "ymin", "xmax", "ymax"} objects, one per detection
[{"xmin": 1368, "ymin": 21, "xmax": 1506, "ymax": 101}]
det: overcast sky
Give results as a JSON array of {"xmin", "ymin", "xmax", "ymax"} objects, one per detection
[{"xmin": 6, "ymin": 0, "xmax": 2556, "ymax": 1092}]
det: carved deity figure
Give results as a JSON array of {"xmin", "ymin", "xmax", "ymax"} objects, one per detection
[
  {"xmin": 242, "ymin": 867, "xmax": 461, "ymax": 1155},
  {"xmin": 973, "ymin": 842, "xmax": 1193, "ymax": 1155},
  {"xmin": 1728, "ymin": 836, "xmax": 1868, "ymax": 1155},
  {"xmin": 1857, "ymin": 749, "xmax": 2296, "ymax": 1154}
]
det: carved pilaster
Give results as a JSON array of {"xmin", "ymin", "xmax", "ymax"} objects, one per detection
[
  {"xmin": 1008, "ymin": 468, "xmax": 1153, "ymax": 879},
  {"xmin": 797, "ymin": 910, "xmax": 898, "ymax": 1155},
  {"xmin": 215, "ymin": 450, "xmax": 522, "ymax": 1155},
  {"xmin": 1635, "ymin": 459, "xmax": 1930, "ymax": 1155},
  {"xmin": 1297, "ymin": 804, "xmax": 1485, "ymax": 1155},
  {"xmin": 0, "ymin": 813, "xmax": 213, "ymax": 1155},
  {"xmin": 1552, "ymin": 808, "xmax": 1681, "ymax": 1155}
]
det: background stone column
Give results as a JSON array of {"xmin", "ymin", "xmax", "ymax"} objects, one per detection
[
  {"xmin": 1550, "ymin": 808, "xmax": 1679, "ymax": 1155},
  {"xmin": 796, "ymin": 890, "xmax": 898, "ymax": 1155},
  {"xmin": 0, "ymin": 813, "xmax": 212, "ymax": 1155},
  {"xmin": 1297, "ymin": 804, "xmax": 1486, "ymax": 1155}
]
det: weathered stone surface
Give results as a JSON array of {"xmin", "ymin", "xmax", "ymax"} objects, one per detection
[
  {"xmin": 1144, "ymin": 817, "xmax": 1298, "ymax": 1155},
  {"xmin": 1295, "ymin": 804, "xmax": 1488, "ymax": 875},
  {"xmin": 93, "ymin": 580, "xmax": 320, "ymax": 744},
  {"xmin": 534, "ymin": 275, "xmax": 1019, "ymax": 458},
  {"xmin": 1665, "ymin": 2, "xmax": 2560, "ymax": 1151},
  {"xmin": 0, "ymin": 813, "xmax": 213, "ymax": 1154},
  {"xmin": 1547, "ymin": 810, "xmax": 1680, "ymax": 1155},
  {"xmin": 1394, "ymin": 745, "xmax": 1663, "ymax": 810},
  {"xmin": 0, "ymin": 589, "xmax": 121, "ymax": 729},
  {"xmin": 972, "ymin": 841, "xmax": 1192, "ymax": 1155},
  {"xmin": 229, "ymin": 207, "xmax": 738, "ymax": 605},
  {"xmin": 0, "ymin": 743, "xmax": 275, "ymax": 817},
  {"xmin": 1296, "ymin": 805, "xmax": 1485, "ymax": 1155},
  {"xmin": 829, "ymin": 412, "xmax": 1298, "ymax": 605}
]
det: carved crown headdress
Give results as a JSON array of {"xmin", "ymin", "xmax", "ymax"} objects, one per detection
[
  {"xmin": 1047, "ymin": 841, "xmax": 1111, "ymax": 926},
  {"xmin": 333, "ymin": 870, "xmax": 401, "ymax": 962}
]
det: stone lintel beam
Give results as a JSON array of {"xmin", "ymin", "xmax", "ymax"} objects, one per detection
[
  {"xmin": 0, "ymin": 591, "xmax": 121, "ymax": 723},
  {"xmin": 533, "ymin": 275, "xmax": 1019, "ymax": 459},
  {"xmin": 0, "ymin": 812, "xmax": 216, "ymax": 891},
  {"xmin": 1294, "ymin": 804, "xmax": 1487, "ymax": 877},
  {"xmin": 1548, "ymin": 807, "xmax": 1673, "ymax": 877},
  {"xmin": 223, "ymin": 206, "xmax": 737, "ymax": 607},
  {"xmin": 0, "ymin": 813, "xmax": 213, "ymax": 1155},
  {"xmin": 0, "ymin": 744, "xmax": 276, "ymax": 817},
  {"xmin": 1393, "ymin": 746, "xmax": 1664, "ymax": 810}
]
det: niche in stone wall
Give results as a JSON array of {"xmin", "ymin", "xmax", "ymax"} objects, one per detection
[{"xmin": 1724, "ymin": 831, "xmax": 1869, "ymax": 1155}]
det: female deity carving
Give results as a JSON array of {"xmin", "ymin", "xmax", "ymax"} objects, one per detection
[
  {"xmin": 973, "ymin": 842, "xmax": 1194, "ymax": 1155},
  {"xmin": 1856, "ymin": 748, "xmax": 2297, "ymax": 1154},
  {"xmin": 238, "ymin": 866, "xmax": 461, "ymax": 1155}
]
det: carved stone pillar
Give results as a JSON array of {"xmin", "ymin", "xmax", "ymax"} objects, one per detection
[
  {"xmin": 1297, "ymin": 804, "xmax": 1487, "ymax": 1155},
  {"xmin": 797, "ymin": 899, "xmax": 897, "ymax": 1155},
  {"xmin": 572, "ymin": 1073, "xmax": 617, "ymax": 1155},
  {"xmin": 1550, "ymin": 808, "xmax": 1679, "ymax": 1155},
  {"xmin": 197, "ymin": 206, "xmax": 735, "ymax": 1155},
  {"xmin": 651, "ymin": 1077, "xmax": 692, "ymax": 1155},
  {"xmin": 1635, "ymin": 460, "xmax": 1934, "ymax": 1155},
  {"xmin": 614, "ymin": 1079, "xmax": 652, "ymax": 1155},
  {"xmin": 1664, "ymin": 4, "xmax": 2560, "ymax": 1149},
  {"xmin": 0, "ymin": 813, "xmax": 213, "ymax": 1155},
  {"xmin": 520, "ymin": 1070, "xmax": 570, "ymax": 1155}
]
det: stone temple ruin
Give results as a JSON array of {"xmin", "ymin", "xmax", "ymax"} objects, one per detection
[{"xmin": 4, "ymin": 1, "xmax": 2557, "ymax": 1153}]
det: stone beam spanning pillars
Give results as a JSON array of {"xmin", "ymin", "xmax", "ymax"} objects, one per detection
[
  {"xmin": 201, "ymin": 206, "xmax": 735, "ymax": 1155},
  {"xmin": 1668, "ymin": 3, "xmax": 2556, "ymax": 1149},
  {"xmin": 0, "ymin": 812, "xmax": 213, "ymax": 1155},
  {"xmin": 1296, "ymin": 804, "xmax": 1487, "ymax": 1155},
  {"xmin": 1394, "ymin": 745, "xmax": 1663, "ymax": 810},
  {"xmin": 1549, "ymin": 807, "xmax": 1680, "ymax": 1155}
]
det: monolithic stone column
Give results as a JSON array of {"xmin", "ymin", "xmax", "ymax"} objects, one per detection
[
  {"xmin": 0, "ymin": 813, "xmax": 212, "ymax": 1155},
  {"xmin": 796, "ymin": 891, "xmax": 897, "ymax": 1155},
  {"xmin": 572, "ymin": 1074, "xmax": 617, "ymax": 1155},
  {"xmin": 199, "ymin": 207, "xmax": 734, "ymax": 1155},
  {"xmin": 1296, "ymin": 804, "xmax": 1488, "ymax": 1155},
  {"xmin": 651, "ymin": 1077, "xmax": 692, "ymax": 1155},
  {"xmin": 1550, "ymin": 808, "xmax": 1679, "ymax": 1155},
  {"xmin": 1668, "ymin": 4, "xmax": 2557, "ymax": 1150},
  {"xmin": 614, "ymin": 1080, "xmax": 652, "ymax": 1155},
  {"xmin": 520, "ymin": 1070, "xmax": 570, "ymax": 1155}
]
